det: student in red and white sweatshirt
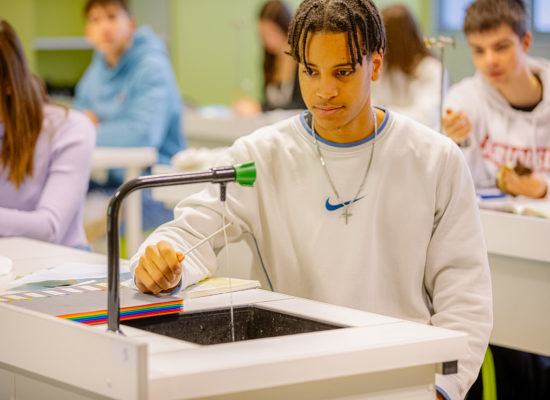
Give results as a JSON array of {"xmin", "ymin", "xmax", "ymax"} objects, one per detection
[{"xmin": 443, "ymin": 0, "xmax": 550, "ymax": 199}]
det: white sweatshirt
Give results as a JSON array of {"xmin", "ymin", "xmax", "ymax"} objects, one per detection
[
  {"xmin": 443, "ymin": 57, "xmax": 550, "ymax": 193},
  {"xmin": 131, "ymin": 110, "xmax": 492, "ymax": 400},
  {"xmin": 373, "ymin": 56, "xmax": 448, "ymax": 131}
]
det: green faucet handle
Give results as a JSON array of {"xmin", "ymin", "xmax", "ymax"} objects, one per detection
[{"xmin": 234, "ymin": 161, "xmax": 256, "ymax": 187}]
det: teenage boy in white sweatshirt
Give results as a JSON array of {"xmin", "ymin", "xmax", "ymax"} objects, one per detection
[
  {"xmin": 131, "ymin": 1, "xmax": 492, "ymax": 398},
  {"xmin": 444, "ymin": 1, "xmax": 550, "ymax": 398},
  {"xmin": 443, "ymin": 0, "xmax": 550, "ymax": 199}
]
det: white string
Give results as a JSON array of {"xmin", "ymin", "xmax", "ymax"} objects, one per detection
[{"xmin": 221, "ymin": 200, "xmax": 235, "ymax": 342}]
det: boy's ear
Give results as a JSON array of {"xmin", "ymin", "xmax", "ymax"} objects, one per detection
[
  {"xmin": 521, "ymin": 31, "xmax": 532, "ymax": 53},
  {"xmin": 371, "ymin": 51, "xmax": 383, "ymax": 81}
]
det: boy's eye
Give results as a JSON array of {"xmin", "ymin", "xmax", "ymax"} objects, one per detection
[
  {"xmin": 302, "ymin": 69, "xmax": 317, "ymax": 76},
  {"xmin": 338, "ymin": 70, "xmax": 353, "ymax": 77}
]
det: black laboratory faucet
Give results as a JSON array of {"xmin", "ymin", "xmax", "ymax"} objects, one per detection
[{"xmin": 106, "ymin": 162, "xmax": 256, "ymax": 333}]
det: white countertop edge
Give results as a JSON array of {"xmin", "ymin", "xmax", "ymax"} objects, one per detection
[{"xmin": 148, "ymin": 322, "xmax": 467, "ymax": 398}]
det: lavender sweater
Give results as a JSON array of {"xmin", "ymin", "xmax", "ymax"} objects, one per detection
[{"xmin": 0, "ymin": 105, "xmax": 96, "ymax": 247}]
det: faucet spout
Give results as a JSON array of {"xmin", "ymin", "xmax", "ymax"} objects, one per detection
[{"xmin": 106, "ymin": 162, "xmax": 256, "ymax": 333}]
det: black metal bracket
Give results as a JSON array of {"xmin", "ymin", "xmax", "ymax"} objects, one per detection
[{"xmin": 106, "ymin": 167, "xmax": 236, "ymax": 333}]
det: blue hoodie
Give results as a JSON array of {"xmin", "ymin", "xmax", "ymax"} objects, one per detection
[{"xmin": 74, "ymin": 26, "xmax": 186, "ymax": 167}]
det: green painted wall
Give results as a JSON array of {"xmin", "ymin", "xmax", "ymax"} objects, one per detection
[
  {"xmin": 171, "ymin": 0, "xmax": 300, "ymax": 106},
  {"xmin": 34, "ymin": 0, "xmax": 92, "ymax": 87},
  {"xmin": 169, "ymin": 0, "xmax": 425, "ymax": 106},
  {"xmin": 0, "ymin": 0, "xmax": 91, "ymax": 86},
  {"xmin": 4, "ymin": 0, "xmax": 549, "ymax": 105},
  {"xmin": 1, "ymin": 0, "xmax": 426, "ymax": 103},
  {"xmin": 35, "ymin": 0, "xmax": 87, "ymax": 36},
  {"xmin": 0, "ymin": 0, "xmax": 36, "ymax": 71}
]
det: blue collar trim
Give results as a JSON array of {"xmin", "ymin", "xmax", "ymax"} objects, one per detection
[{"xmin": 299, "ymin": 107, "xmax": 389, "ymax": 148}]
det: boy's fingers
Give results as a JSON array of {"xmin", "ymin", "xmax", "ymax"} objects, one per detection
[
  {"xmin": 144, "ymin": 246, "xmax": 174, "ymax": 283},
  {"xmin": 135, "ymin": 264, "xmax": 164, "ymax": 294}
]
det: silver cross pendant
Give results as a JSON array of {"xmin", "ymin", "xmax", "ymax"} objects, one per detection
[{"xmin": 341, "ymin": 208, "xmax": 352, "ymax": 224}]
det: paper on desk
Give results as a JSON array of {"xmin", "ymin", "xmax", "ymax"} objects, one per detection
[
  {"xmin": 174, "ymin": 276, "xmax": 260, "ymax": 299},
  {"xmin": 478, "ymin": 194, "xmax": 550, "ymax": 218},
  {"xmin": 5, "ymin": 262, "xmax": 130, "ymax": 290}
]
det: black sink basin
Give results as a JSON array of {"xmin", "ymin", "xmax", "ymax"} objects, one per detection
[{"xmin": 122, "ymin": 305, "xmax": 343, "ymax": 345}]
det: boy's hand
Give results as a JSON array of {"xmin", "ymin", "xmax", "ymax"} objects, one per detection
[
  {"xmin": 497, "ymin": 164, "xmax": 548, "ymax": 199},
  {"xmin": 135, "ymin": 241, "xmax": 184, "ymax": 294},
  {"xmin": 442, "ymin": 109, "xmax": 472, "ymax": 144}
]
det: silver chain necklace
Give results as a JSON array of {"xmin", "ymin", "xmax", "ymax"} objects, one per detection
[{"xmin": 312, "ymin": 110, "xmax": 378, "ymax": 224}]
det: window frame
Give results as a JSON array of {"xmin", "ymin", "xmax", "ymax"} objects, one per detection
[{"xmin": 435, "ymin": 0, "xmax": 549, "ymax": 37}]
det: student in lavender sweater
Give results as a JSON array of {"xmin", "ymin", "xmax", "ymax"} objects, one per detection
[{"xmin": 0, "ymin": 19, "xmax": 96, "ymax": 248}]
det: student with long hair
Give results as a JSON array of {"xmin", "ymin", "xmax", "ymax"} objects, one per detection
[
  {"xmin": 234, "ymin": 0, "xmax": 305, "ymax": 115},
  {"xmin": 372, "ymin": 4, "xmax": 447, "ymax": 131},
  {"xmin": 0, "ymin": 19, "xmax": 95, "ymax": 248},
  {"xmin": 259, "ymin": 0, "xmax": 305, "ymax": 111}
]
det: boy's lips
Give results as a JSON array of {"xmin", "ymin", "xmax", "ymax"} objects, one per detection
[{"xmin": 314, "ymin": 105, "xmax": 344, "ymax": 115}]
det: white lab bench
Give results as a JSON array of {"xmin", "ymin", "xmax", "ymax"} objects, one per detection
[
  {"xmin": 480, "ymin": 209, "xmax": 550, "ymax": 356},
  {"xmin": 0, "ymin": 237, "xmax": 467, "ymax": 400}
]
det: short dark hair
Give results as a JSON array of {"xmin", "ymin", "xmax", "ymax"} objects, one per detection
[
  {"xmin": 463, "ymin": 0, "xmax": 527, "ymax": 38},
  {"xmin": 287, "ymin": 0, "xmax": 385, "ymax": 72},
  {"xmin": 85, "ymin": 0, "xmax": 129, "ymax": 16}
]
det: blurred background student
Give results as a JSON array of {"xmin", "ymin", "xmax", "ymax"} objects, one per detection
[
  {"xmin": 74, "ymin": 0, "xmax": 185, "ymax": 181},
  {"xmin": 372, "ymin": 4, "xmax": 447, "ymax": 131},
  {"xmin": 234, "ymin": 0, "xmax": 305, "ymax": 116},
  {"xmin": 0, "ymin": 19, "xmax": 95, "ymax": 249},
  {"xmin": 74, "ymin": 0, "xmax": 185, "ymax": 173},
  {"xmin": 443, "ymin": 0, "xmax": 549, "ymax": 200},
  {"xmin": 75, "ymin": 0, "xmax": 186, "ymax": 244}
]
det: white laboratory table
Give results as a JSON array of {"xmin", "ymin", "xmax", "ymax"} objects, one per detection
[
  {"xmin": 480, "ymin": 209, "xmax": 550, "ymax": 356},
  {"xmin": 0, "ymin": 237, "xmax": 467, "ymax": 400},
  {"xmin": 92, "ymin": 147, "xmax": 158, "ymax": 256},
  {"xmin": 0, "ymin": 237, "xmax": 106, "ymax": 278},
  {"xmin": 153, "ymin": 172, "xmax": 550, "ymax": 359}
]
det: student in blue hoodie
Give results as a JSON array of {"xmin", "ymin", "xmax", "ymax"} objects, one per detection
[
  {"xmin": 76, "ymin": 0, "xmax": 186, "ymax": 232},
  {"xmin": 75, "ymin": 0, "xmax": 186, "ymax": 175}
]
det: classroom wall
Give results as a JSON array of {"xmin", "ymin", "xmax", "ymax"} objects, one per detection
[
  {"xmin": 34, "ymin": 0, "xmax": 92, "ymax": 88},
  {"xmin": 0, "ymin": 0, "xmax": 427, "ymax": 105},
  {"xmin": 0, "ymin": 0, "xmax": 36, "ymax": 71},
  {"xmin": 170, "ymin": 0, "xmax": 302, "ymax": 106},
  {"xmin": 0, "ymin": 0, "xmax": 91, "ymax": 89},
  {"xmin": 2, "ymin": 0, "xmax": 549, "ymax": 106},
  {"xmin": 169, "ymin": 0, "xmax": 425, "ymax": 106}
]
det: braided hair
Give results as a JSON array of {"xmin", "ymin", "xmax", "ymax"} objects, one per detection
[{"xmin": 287, "ymin": 0, "xmax": 385, "ymax": 72}]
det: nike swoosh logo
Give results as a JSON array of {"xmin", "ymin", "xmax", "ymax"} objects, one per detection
[{"xmin": 325, "ymin": 196, "xmax": 365, "ymax": 211}]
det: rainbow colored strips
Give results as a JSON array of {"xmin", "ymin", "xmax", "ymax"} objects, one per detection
[{"xmin": 57, "ymin": 299, "xmax": 183, "ymax": 325}]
